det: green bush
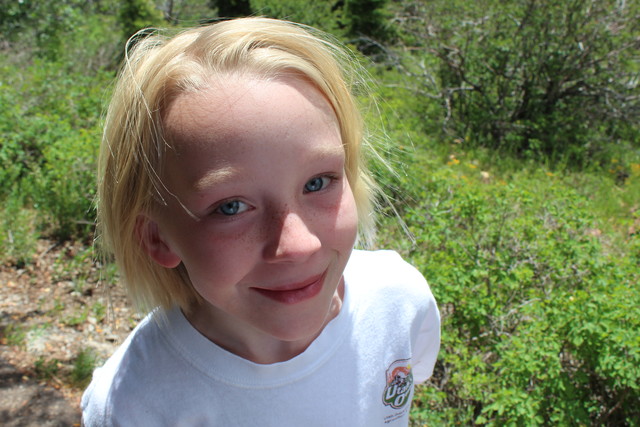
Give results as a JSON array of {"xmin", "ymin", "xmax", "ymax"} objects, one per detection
[
  {"xmin": 386, "ymin": 155, "xmax": 640, "ymax": 425},
  {"xmin": 0, "ymin": 196, "xmax": 38, "ymax": 265},
  {"xmin": 29, "ymin": 126, "xmax": 99, "ymax": 240},
  {"xmin": 394, "ymin": 0, "xmax": 640, "ymax": 166},
  {"xmin": 0, "ymin": 58, "xmax": 108, "ymax": 243},
  {"xmin": 250, "ymin": 0, "xmax": 343, "ymax": 34},
  {"xmin": 119, "ymin": 0, "xmax": 164, "ymax": 40}
]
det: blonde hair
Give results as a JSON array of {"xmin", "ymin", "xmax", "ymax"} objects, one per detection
[{"xmin": 98, "ymin": 17, "xmax": 379, "ymax": 312}]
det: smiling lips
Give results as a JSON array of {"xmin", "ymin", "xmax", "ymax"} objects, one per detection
[{"xmin": 252, "ymin": 271, "xmax": 326, "ymax": 304}]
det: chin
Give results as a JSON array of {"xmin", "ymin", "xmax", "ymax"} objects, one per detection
[{"xmin": 264, "ymin": 308, "xmax": 332, "ymax": 347}]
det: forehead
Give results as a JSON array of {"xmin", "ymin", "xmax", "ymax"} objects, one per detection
[
  {"xmin": 159, "ymin": 74, "xmax": 344, "ymax": 188},
  {"xmin": 162, "ymin": 74, "xmax": 339, "ymax": 152}
]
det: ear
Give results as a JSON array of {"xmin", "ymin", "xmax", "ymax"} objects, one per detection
[{"xmin": 135, "ymin": 215, "xmax": 182, "ymax": 268}]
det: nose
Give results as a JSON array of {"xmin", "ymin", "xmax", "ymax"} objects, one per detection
[{"xmin": 263, "ymin": 209, "xmax": 321, "ymax": 263}]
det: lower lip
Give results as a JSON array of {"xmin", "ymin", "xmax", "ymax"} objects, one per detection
[{"xmin": 253, "ymin": 273, "xmax": 326, "ymax": 304}]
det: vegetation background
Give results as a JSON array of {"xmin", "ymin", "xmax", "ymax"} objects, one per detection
[{"xmin": 0, "ymin": 0, "xmax": 638, "ymax": 425}]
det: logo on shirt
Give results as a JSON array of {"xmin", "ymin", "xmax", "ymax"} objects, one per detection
[{"xmin": 382, "ymin": 359, "xmax": 413, "ymax": 409}]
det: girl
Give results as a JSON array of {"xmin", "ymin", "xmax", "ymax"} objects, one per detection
[{"xmin": 82, "ymin": 17, "xmax": 440, "ymax": 426}]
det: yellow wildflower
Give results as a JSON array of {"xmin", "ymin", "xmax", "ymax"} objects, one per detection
[{"xmin": 447, "ymin": 154, "xmax": 460, "ymax": 166}]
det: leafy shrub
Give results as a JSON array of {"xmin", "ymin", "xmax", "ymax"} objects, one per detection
[
  {"xmin": 28, "ymin": 126, "xmax": 99, "ymax": 240},
  {"xmin": 212, "ymin": 0, "xmax": 395, "ymax": 48},
  {"xmin": 119, "ymin": 0, "xmax": 165, "ymax": 40},
  {"xmin": 249, "ymin": 0, "xmax": 344, "ymax": 34},
  {"xmin": 387, "ymin": 155, "xmax": 640, "ymax": 425},
  {"xmin": 0, "ymin": 57, "xmax": 108, "ymax": 243},
  {"xmin": 394, "ymin": 0, "xmax": 640, "ymax": 166},
  {"xmin": 0, "ymin": 197, "xmax": 38, "ymax": 265}
]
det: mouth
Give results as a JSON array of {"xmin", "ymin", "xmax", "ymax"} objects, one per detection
[{"xmin": 252, "ymin": 271, "xmax": 327, "ymax": 304}]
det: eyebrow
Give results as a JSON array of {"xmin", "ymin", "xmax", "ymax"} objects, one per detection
[
  {"xmin": 314, "ymin": 144, "xmax": 346, "ymax": 159},
  {"xmin": 193, "ymin": 166, "xmax": 237, "ymax": 191},
  {"xmin": 193, "ymin": 144, "xmax": 345, "ymax": 191}
]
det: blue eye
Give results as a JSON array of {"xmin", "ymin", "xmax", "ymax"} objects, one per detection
[
  {"xmin": 304, "ymin": 176, "xmax": 330, "ymax": 193},
  {"xmin": 215, "ymin": 200, "xmax": 248, "ymax": 216}
]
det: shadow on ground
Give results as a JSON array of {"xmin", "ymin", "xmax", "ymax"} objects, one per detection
[{"xmin": 0, "ymin": 357, "xmax": 80, "ymax": 427}]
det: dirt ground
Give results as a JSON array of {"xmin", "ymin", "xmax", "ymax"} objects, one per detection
[{"xmin": 0, "ymin": 240, "xmax": 137, "ymax": 426}]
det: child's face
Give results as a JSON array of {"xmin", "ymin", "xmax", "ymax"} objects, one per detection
[{"xmin": 143, "ymin": 74, "xmax": 358, "ymax": 359}]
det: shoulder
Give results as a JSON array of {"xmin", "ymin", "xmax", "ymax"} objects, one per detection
[
  {"xmin": 345, "ymin": 249, "xmax": 430, "ymax": 297},
  {"xmin": 344, "ymin": 249, "xmax": 437, "ymax": 324},
  {"xmin": 81, "ymin": 312, "xmax": 170, "ymax": 425},
  {"xmin": 344, "ymin": 250, "xmax": 441, "ymax": 382}
]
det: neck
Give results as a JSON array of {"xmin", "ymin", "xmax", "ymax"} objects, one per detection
[{"xmin": 184, "ymin": 281, "xmax": 344, "ymax": 364}]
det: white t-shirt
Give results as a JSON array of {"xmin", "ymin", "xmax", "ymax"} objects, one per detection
[{"xmin": 82, "ymin": 250, "xmax": 440, "ymax": 426}]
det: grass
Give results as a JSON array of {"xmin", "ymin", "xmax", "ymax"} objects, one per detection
[
  {"xmin": 32, "ymin": 348, "xmax": 98, "ymax": 390},
  {"xmin": 69, "ymin": 348, "xmax": 98, "ymax": 389},
  {"xmin": 2, "ymin": 324, "xmax": 27, "ymax": 347}
]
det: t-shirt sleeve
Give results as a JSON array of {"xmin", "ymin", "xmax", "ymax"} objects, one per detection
[
  {"xmin": 382, "ymin": 250, "xmax": 441, "ymax": 384},
  {"xmin": 81, "ymin": 365, "xmax": 112, "ymax": 427},
  {"xmin": 348, "ymin": 250, "xmax": 441, "ymax": 384},
  {"xmin": 411, "ymin": 283, "xmax": 441, "ymax": 384}
]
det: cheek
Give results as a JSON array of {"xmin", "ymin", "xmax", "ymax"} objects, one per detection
[
  {"xmin": 333, "ymin": 187, "xmax": 359, "ymax": 247},
  {"xmin": 174, "ymin": 225, "xmax": 259, "ymax": 284}
]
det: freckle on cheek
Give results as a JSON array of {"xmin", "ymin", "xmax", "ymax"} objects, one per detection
[{"xmin": 237, "ymin": 230, "xmax": 257, "ymax": 248}]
